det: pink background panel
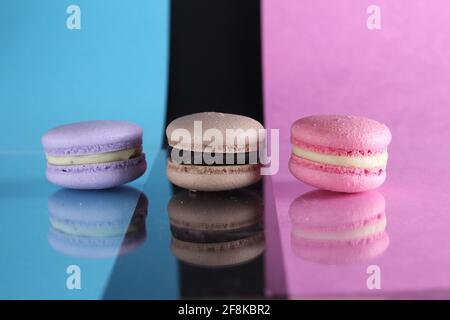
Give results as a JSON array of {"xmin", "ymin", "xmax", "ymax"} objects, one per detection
[{"xmin": 263, "ymin": 0, "xmax": 450, "ymax": 298}]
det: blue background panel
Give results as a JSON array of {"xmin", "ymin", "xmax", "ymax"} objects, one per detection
[
  {"xmin": 0, "ymin": 0, "xmax": 169, "ymax": 153},
  {"xmin": 0, "ymin": 0, "xmax": 173, "ymax": 299}
]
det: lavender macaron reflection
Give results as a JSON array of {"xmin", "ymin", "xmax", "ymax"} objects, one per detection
[{"xmin": 48, "ymin": 186, "xmax": 147, "ymax": 259}]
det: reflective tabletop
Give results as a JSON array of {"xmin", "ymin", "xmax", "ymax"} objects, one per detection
[
  {"xmin": 1, "ymin": 144, "xmax": 450, "ymax": 299},
  {"xmin": 266, "ymin": 137, "xmax": 450, "ymax": 299},
  {"xmin": 0, "ymin": 150, "xmax": 266, "ymax": 299}
]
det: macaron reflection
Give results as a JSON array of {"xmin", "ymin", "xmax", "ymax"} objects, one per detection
[
  {"xmin": 48, "ymin": 186, "xmax": 147, "ymax": 258},
  {"xmin": 289, "ymin": 190, "xmax": 389, "ymax": 265},
  {"xmin": 168, "ymin": 189, "xmax": 265, "ymax": 267}
]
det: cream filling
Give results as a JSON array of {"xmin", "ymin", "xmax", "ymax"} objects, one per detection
[
  {"xmin": 293, "ymin": 218, "xmax": 386, "ymax": 241},
  {"xmin": 47, "ymin": 147, "xmax": 141, "ymax": 166},
  {"xmin": 292, "ymin": 146, "xmax": 387, "ymax": 169}
]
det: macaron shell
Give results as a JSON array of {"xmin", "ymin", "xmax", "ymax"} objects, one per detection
[
  {"xmin": 166, "ymin": 112, "xmax": 264, "ymax": 153},
  {"xmin": 167, "ymin": 161, "xmax": 261, "ymax": 191},
  {"xmin": 289, "ymin": 155, "xmax": 386, "ymax": 193},
  {"xmin": 46, "ymin": 155, "xmax": 147, "ymax": 189},
  {"xmin": 42, "ymin": 120, "xmax": 143, "ymax": 156},
  {"xmin": 291, "ymin": 115, "xmax": 391, "ymax": 152}
]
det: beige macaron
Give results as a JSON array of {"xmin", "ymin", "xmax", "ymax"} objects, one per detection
[{"xmin": 166, "ymin": 112, "xmax": 265, "ymax": 191}]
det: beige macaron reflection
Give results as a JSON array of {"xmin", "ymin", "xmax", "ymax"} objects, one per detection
[
  {"xmin": 168, "ymin": 189, "xmax": 265, "ymax": 267},
  {"xmin": 289, "ymin": 190, "xmax": 389, "ymax": 265}
]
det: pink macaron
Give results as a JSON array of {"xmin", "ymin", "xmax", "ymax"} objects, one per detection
[{"xmin": 289, "ymin": 115, "xmax": 392, "ymax": 193}]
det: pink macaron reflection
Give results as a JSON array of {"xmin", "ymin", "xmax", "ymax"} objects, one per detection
[{"xmin": 289, "ymin": 190, "xmax": 389, "ymax": 265}]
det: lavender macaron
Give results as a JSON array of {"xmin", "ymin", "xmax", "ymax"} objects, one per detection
[{"xmin": 42, "ymin": 120, "xmax": 147, "ymax": 189}]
